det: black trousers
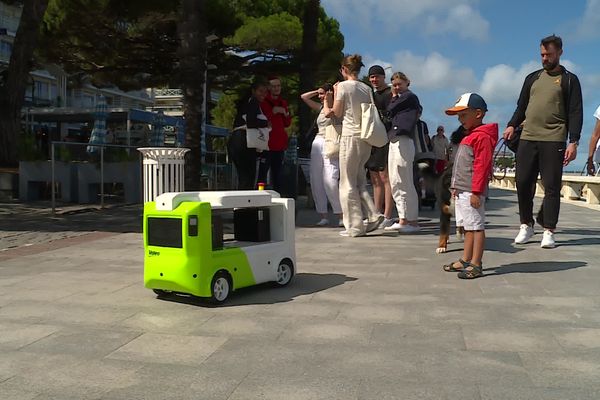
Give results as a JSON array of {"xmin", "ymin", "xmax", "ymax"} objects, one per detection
[
  {"xmin": 257, "ymin": 150, "xmax": 285, "ymax": 193},
  {"xmin": 228, "ymin": 131, "xmax": 257, "ymax": 190},
  {"xmin": 515, "ymin": 139, "xmax": 565, "ymax": 230}
]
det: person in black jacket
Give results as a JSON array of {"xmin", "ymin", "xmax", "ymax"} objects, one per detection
[
  {"xmin": 503, "ymin": 34, "xmax": 583, "ymax": 249},
  {"xmin": 383, "ymin": 72, "xmax": 421, "ymax": 233},
  {"xmin": 228, "ymin": 79, "xmax": 270, "ymax": 190},
  {"xmin": 366, "ymin": 65, "xmax": 394, "ymax": 228}
]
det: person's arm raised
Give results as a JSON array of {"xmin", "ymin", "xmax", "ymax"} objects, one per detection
[{"xmin": 300, "ymin": 90, "xmax": 323, "ymax": 112}]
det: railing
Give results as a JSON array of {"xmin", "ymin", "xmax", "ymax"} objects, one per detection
[
  {"xmin": 48, "ymin": 141, "xmax": 143, "ymax": 214},
  {"xmin": 491, "ymin": 173, "xmax": 600, "ymax": 205},
  {"xmin": 153, "ymin": 88, "xmax": 183, "ymax": 97}
]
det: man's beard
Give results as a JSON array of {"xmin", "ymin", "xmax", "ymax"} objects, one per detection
[{"xmin": 543, "ymin": 60, "xmax": 559, "ymax": 71}]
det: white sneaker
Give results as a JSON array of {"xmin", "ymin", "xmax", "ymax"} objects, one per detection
[
  {"xmin": 379, "ymin": 218, "xmax": 395, "ymax": 229},
  {"xmin": 398, "ymin": 224, "xmax": 420, "ymax": 233},
  {"xmin": 339, "ymin": 230, "xmax": 349, "ymax": 237},
  {"xmin": 514, "ymin": 224, "xmax": 534, "ymax": 244},
  {"xmin": 540, "ymin": 230, "xmax": 556, "ymax": 248},
  {"xmin": 338, "ymin": 219, "xmax": 344, "ymax": 227},
  {"xmin": 384, "ymin": 222, "xmax": 402, "ymax": 231},
  {"xmin": 316, "ymin": 218, "xmax": 329, "ymax": 226}
]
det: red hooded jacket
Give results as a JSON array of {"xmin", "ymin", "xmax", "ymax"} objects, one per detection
[
  {"xmin": 450, "ymin": 123, "xmax": 499, "ymax": 195},
  {"xmin": 261, "ymin": 93, "xmax": 291, "ymax": 151}
]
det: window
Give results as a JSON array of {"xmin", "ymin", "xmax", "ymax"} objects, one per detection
[{"xmin": 147, "ymin": 217, "xmax": 183, "ymax": 248}]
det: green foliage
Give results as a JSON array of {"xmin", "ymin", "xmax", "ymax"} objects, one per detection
[
  {"xmin": 38, "ymin": 0, "xmax": 343, "ymax": 92},
  {"xmin": 40, "ymin": 0, "xmax": 180, "ymax": 89},
  {"xmin": 55, "ymin": 145, "xmax": 73, "ymax": 162},
  {"xmin": 495, "ymin": 156, "xmax": 515, "ymax": 169},
  {"xmin": 17, "ymin": 132, "xmax": 45, "ymax": 161},
  {"xmin": 211, "ymin": 92, "xmax": 240, "ymax": 130},
  {"xmin": 106, "ymin": 148, "xmax": 138, "ymax": 162},
  {"xmin": 225, "ymin": 12, "xmax": 302, "ymax": 53}
]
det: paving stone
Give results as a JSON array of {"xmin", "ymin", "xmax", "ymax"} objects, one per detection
[
  {"xmin": 0, "ymin": 322, "xmax": 61, "ymax": 351},
  {"xmin": 228, "ymin": 374, "xmax": 360, "ymax": 400},
  {"xmin": 462, "ymin": 327, "xmax": 563, "ymax": 353},
  {"xmin": 2, "ymin": 191, "xmax": 600, "ymax": 398},
  {"xmin": 106, "ymin": 333, "xmax": 228, "ymax": 366},
  {"xmin": 20, "ymin": 328, "xmax": 141, "ymax": 358},
  {"xmin": 357, "ymin": 379, "xmax": 481, "ymax": 400}
]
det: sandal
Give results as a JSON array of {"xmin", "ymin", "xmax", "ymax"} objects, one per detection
[
  {"xmin": 443, "ymin": 258, "xmax": 469, "ymax": 272},
  {"xmin": 457, "ymin": 263, "xmax": 483, "ymax": 279}
]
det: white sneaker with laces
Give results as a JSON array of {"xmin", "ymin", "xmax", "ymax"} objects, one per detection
[
  {"xmin": 540, "ymin": 230, "xmax": 556, "ymax": 248},
  {"xmin": 514, "ymin": 224, "xmax": 534, "ymax": 244},
  {"xmin": 316, "ymin": 218, "xmax": 329, "ymax": 226},
  {"xmin": 384, "ymin": 222, "xmax": 402, "ymax": 231}
]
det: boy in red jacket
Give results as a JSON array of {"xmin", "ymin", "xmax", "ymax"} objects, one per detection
[{"xmin": 442, "ymin": 93, "xmax": 498, "ymax": 279}]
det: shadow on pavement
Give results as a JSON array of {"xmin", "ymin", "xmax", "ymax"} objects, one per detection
[
  {"xmin": 485, "ymin": 237, "xmax": 526, "ymax": 254},
  {"xmin": 484, "ymin": 260, "xmax": 587, "ymax": 276},
  {"xmin": 154, "ymin": 272, "xmax": 358, "ymax": 308}
]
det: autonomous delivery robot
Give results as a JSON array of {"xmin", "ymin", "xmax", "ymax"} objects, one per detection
[{"xmin": 143, "ymin": 190, "xmax": 295, "ymax": 303}]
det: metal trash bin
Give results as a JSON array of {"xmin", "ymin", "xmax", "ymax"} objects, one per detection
[{"xmin": 138, "ymin": 147, "xmax": 190, "ymax": 202}]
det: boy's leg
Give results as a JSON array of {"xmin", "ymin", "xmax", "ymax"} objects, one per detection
[
  {"xmin": 456, "ymin": 191, "xmax": 485, "ymax": 279},
  {"xmin": 442, "ymin": 193, "xmax": 470, "ymax": 271},
  {"xmin": 462, "ymin": 231, "xmax": 474, "ymax": 264},
  {"xmin": 470, "ymin": 230, "xmax": 485, "ymax": 266}
]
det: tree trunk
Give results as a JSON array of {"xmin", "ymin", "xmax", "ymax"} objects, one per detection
[
  {"xmin": 177, "ymin": 0, "xmax": 207, "ymax": 190},
  {"xmin": 0, "ymin": 0, "xmax": 49, "ymax": 167},
  {"xmin": 297, "ymin": 0, "xmax": 319, "ymax": 158}
]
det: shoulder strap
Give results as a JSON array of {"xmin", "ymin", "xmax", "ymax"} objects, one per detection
[
  {"xmin": 302, "ymin": 109, "xmax": 320, "ymax": 139},
  {"xmin": 365, "ymin": 82, "xmax": 376, "ymax": 105}
]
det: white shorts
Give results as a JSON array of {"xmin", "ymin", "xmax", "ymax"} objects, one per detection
[{"xmin": 454, "ymin": 191, "xmax": 485, "ymax": 231}]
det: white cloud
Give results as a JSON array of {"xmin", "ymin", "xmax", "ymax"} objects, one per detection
[
  {"xmin": 478, "ymin": 61, "xmax": 538, "ymax": 103},
  {"xmin": 322, "ymin": 0, "xmax": 489, "ymax": 41},
  {"xmin": 389, "ymin": 51, "xmax": 478, "ymax": 92},
  {"xmin": 363, "ymin": 50, "xmax": 478, "ymax": 93},
  {"xmin": 572, "ymin": 0, "xmax": 600, "ymax": 40},
  {"xmin": 424, "ymin": 4, "xmax": 490, "ymax": 42}
]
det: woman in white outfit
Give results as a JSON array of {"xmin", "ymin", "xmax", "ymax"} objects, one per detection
[
  {"xmin": 300, "ymin": 84, "xmax": 343, "ymax": 226},
  {"xmin": 384, "ymin": 72, "xmax": 420, "ymax": 233},
  {"xmin": 323, "ymin": 54, "xmax": 383, "ymax": 237}
]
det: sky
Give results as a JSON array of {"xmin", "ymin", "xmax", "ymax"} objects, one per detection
[{"xmin": 321, "ymin": 0, "xmax": 600, "ymax": 170}]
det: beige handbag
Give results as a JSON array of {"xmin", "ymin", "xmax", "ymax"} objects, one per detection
[
  {"xmin": 323, "ymin": 123, "xmax": 341, "ymax": 158},
  {"xmin": 323, "ymin": 124, "xmax": 342, "ymax": 159},
  {"xmin": 360, "ymin": 84, "xmax": 389, "ymax": 147}
]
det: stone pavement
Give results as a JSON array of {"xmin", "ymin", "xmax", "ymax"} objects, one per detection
[{"xmin": 2, "ymin": 189, "xmax": 600, "ymax": 399}]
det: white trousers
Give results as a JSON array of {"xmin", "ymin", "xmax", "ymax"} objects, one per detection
[
  {"xmin": 388, "ymin": 136, "xmax": 418, "ymax": 221},
  {"xmin": 339, "ymin": 135, "xmax": 378, "ymax": 236},
  {"xmin": 310, "ymin": 136, "xmax": 342, "ymax": 214}
]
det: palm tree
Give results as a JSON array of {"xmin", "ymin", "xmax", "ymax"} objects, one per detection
[
  {"xmin": 177, "ymin": 0, "xmax": 207, "ymax": 190},
  {"xmin": 297, "ymin": 0, "xmax": 319, "ymax": 158}
]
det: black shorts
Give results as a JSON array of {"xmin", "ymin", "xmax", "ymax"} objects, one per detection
[{"xmin": 366, "ymin": 143, "xmax": 389, "ymax": 171}]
